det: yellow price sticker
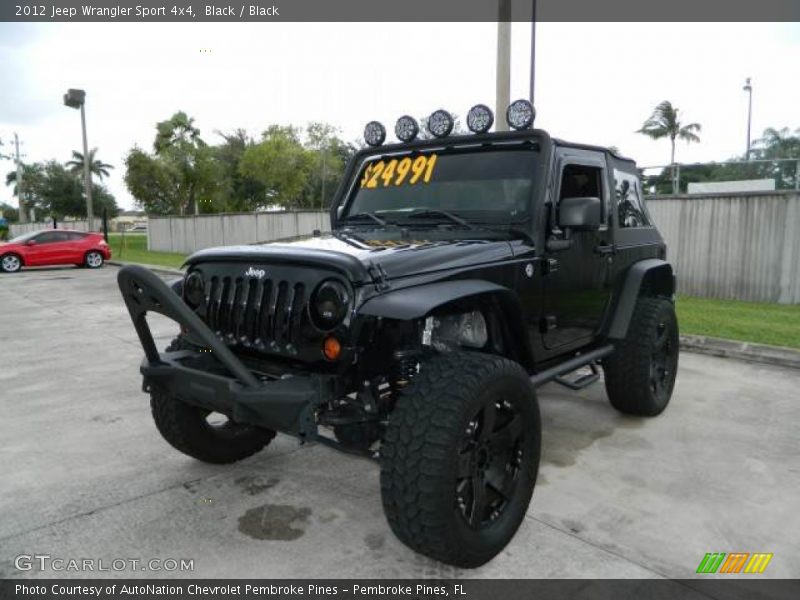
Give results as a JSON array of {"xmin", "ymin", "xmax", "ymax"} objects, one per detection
[{"xmin": 360, "ymin": 154, "xmax": 438, "ymax": 189}]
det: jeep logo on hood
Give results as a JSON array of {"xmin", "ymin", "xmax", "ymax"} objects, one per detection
[{"xmin": 244, "ymin": 267, "xmax": 266, "ymax": 279}]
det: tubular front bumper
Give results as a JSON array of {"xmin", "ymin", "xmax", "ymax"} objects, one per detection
[{"xmin": 117, "ymin": 265, "xmax": 331, "ymax": 438}]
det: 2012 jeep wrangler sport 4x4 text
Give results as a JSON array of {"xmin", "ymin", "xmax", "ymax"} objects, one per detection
[{"xmin": 118, "ymin": 102, "xmax": 678, "ymax": 568}]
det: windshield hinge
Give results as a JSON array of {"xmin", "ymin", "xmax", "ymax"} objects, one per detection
[{"xmin": 366, "ymin": 262, "xmax": 390, "ymax": 291}]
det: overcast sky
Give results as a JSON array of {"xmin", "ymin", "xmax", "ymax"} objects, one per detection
[{"xmin": 1, "ymin": 22, "xmax": 798, "ymax": 210}]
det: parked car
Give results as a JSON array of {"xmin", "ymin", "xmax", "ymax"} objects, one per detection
[{"xmin": 0, "ymin": 229, "xmax": 111, "ymax": 273}]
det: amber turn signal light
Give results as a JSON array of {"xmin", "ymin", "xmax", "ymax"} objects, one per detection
[{"xmin": 323, "ymin": 336, "xmax": 341, "ymax": 361}]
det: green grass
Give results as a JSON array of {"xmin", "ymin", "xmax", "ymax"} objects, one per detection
[
  {"xmin": 676, "ymin": 295, "xmax": 800, "ymax": 349},
  {"xmin": 108, "ymin": 233, "xmax": 187, "ymax": 269}
]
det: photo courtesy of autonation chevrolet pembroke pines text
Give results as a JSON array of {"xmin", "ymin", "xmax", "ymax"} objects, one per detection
[{"xmin": 0, "ymin": 1, "xmax": 798, "ymax": 598}]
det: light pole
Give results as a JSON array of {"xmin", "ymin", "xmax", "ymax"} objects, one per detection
[
  {"xmin": 63, "ymin": 88, "xmax": 94, "ymax": 231},
  {"xmin": 14, "ymin": 133, "xmax": 27, "ymax": 223},
  {"xmin": 495, "ymin": 0, "xmax": 511, "ymax": 132},
  {"xmin": 743, "ymin": 77, "xmax": 753, "ymax": 161},
  {"xmin": 530, "ymin": 0, "xmax": 536, "ymax": 105}
]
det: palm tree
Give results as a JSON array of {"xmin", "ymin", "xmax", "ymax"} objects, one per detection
[
  {"xmin": 66, "ymin": 147, "xmax": 114, "ymax": 180},
  {"xmin": 637, "ymin": 101, "xmax": 701, "ymax": 165}
]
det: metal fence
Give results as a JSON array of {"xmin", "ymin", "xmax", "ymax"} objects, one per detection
[
  {"xmin": 646, "ymin": 191, "xmax": 800, "ymax": 304},
  {"xmin": 9, "ymin": 220, "xmax": 90, "ymax": 237},
  {"xmin": 147, "ymin": 211, "xmax": 330, "ymax": 254},
  {"xmin": 641, "ymin": 157, "xmax": 800, "ymax": 196}
]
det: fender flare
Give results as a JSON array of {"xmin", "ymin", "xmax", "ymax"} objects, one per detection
[
  {"xmin": 605, "ymin": 259, "xmax": 675, "ymax": 339},
  {"xmin": 359, "ymin": 279, "xmax": 535, "ymax": 371}
]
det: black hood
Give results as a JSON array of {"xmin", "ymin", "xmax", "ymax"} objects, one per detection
[{"xmin": 185, "ymin": 232, "xmax": 515, "ymax": 284}]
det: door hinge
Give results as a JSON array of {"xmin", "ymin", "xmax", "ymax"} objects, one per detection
[
  {"xmin": 367, "ymin": 262, "xmax": 390, "ymax": 291},
  {"xmin": 540, "ymin": 315, "xmax": 557, "ymax": 332},
  {"xmin": 543, "ymin": 258, "xmax": 559, "ymax": 275}
]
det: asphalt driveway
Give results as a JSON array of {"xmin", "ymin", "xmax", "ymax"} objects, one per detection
[{"xmin": 1, "ymin": 266, "xmax": 798, "ymax": 578}]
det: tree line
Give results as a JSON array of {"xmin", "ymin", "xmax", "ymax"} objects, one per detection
[
  {"xmin": 637, "ymin": 100, "xmax": 800, "ymax": 193},
  {"xmin": 2, "ymin": 148, "xmax": 119, "ymax": 224},
  {"xmin": 123, "ymin": 112, "xmax": 358, "ymax": 215}
]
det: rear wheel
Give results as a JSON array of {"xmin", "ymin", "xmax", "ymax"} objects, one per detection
[
  {"xmin": 381, "ymin": 352, "xmax": 540, "ymax": 568},
  {"xmin": 84, "ymin": 251, "xmax": 104, "ymax": 268},
  {"xmin": 150, "ymin": 391, "xmax": 275, "ymax": 464},
  {"xmin": 604, "ymin": 296, "xmax": 679, "ymax": 416},
  {"xmin": 1, "ymin": 253, "xmax": 22, "ymax": 273}
]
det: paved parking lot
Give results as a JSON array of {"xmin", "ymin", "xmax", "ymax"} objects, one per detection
[{"xmin": 1, "ymin": 266, "xmax": 798, "ymax": 579}]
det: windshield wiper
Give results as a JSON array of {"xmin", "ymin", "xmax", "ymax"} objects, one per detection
[
  {"xmin": 402, "ymin": 209, "xmax": 475, "ymax": 229},
  {"xmin": 341, "ymin": 212, "xmax": 388, "ymax": 226}
]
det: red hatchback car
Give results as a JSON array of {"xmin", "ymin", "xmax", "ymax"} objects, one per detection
[{"xmin": 0, "ymin": 229, "xmax": 112, "ymax": 273}]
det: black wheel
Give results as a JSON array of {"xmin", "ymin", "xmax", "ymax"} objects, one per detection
[
  {"xmin": 604, "ymin": 296, "xmax": 679, "ymax": 416},
  {"xmin": 380, "ymin": 352, "xmax": 540, "ymax": 568},
  {"xmin": 1, "ymin": 253, "xmax": 22, "ymax": 273},
  {"xmin": 84, "ymin": 250, "xmax": 104, "ymax": 268},
  {"xmin": 150, "ymin": 391, "xmax": 275, "ymax": 464}
]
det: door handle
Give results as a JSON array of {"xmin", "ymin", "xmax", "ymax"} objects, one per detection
[{"xmin": 594, "ymin": 244, "xmax": 615, "ymax": 256}]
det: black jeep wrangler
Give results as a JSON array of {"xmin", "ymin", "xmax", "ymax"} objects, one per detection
[{"xmin": 118, "ymin": 102, "xmax": 678, "ymax": 568}]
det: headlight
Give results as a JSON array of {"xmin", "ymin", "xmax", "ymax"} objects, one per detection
[
  {"xmin": 466, "ymin": 103, "xmax": 494, "ymax": 134},
  {"xmin": 310, "ymin": 279, "xmax": 350, "ymax": 331},
  {"xmin": 506, "ymin": 99, "xmax": 535, "ymax": 130},
  {"xmin": 184, "ymin": 271, "xmax": 205, "ymax": 307},
  {"xmin": 364, "ymin": 121, "xmax": 386, "ymax": 147},
  {"xmin": 426, "ymin": 109, "xmax": 454, "ymax": 138},
  {"xmin": 395, "ymin": 115, "xmax": 419, "ymax": 143}
]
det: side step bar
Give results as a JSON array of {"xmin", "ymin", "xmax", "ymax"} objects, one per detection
[
  {"xmin": 554, "ymin": 362, "xmax": 600, "ymax": 390},
  {"xmin": 529, "ymin": 345, "xmax": 614, "ymax": 388}
]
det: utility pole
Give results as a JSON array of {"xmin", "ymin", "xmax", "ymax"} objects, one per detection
[
  {"xmin": 14, "ymin": 133, "xmax": 27, "ymax": 223},
  {"xmin": 743, "ymin": 77, "xmax": 753, "ymax": 160},
  {"xmin": 529, "ymin": 0, "xmax": 536, "ymax": 105},
  {"xmin": 495, "ymin": 0, "xmax": 511, "ymax": 132}
]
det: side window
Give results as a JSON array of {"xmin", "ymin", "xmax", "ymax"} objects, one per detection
[
  {"xmin": 557, "ymin": 163, "xmax": 605, "ymax": 225},
  {"xmin": 66, "ymin": 232, "xmax": 86, "ymax": 241},
  {"xmin": 614, "ymin": 170, "xmax": 650, "ymax": 228},
  {"xmin": 36, "ymin": 232, "xmax": 63, "ymax": 244},
  {"xmin": 559, "ymin": 164, "xmax": 603, "ymax": 201}
]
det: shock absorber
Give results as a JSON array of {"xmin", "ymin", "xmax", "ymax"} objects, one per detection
[{"xmin": 392, "ymin": 348, "xmax": 420, "ymax": 390}]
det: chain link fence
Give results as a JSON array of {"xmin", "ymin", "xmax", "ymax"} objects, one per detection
[{"xmin": 641, "ymin": 157, "xmax": 800, "ymax": 196}]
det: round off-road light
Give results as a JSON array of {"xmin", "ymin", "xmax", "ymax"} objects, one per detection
[
  {"xmin": 184, "ymin": 271, "xmax": 205, "ymax": 307},
  {"xmin": 395, "ymin": 115, "xmax": 419, "ymax": 143},
  {"xmin": 427, "ymin": 109, "xmax": 454, "ymax": 138},
  {"xmin": 310, "ymin": 279, "xmax": 350, "ymax": 331},
  {"xmin": 466, "ymin": 104, "xmax": 494, "ymax": 134},
  {"xmin": 363, "ymin": 121, "xmax": 386, "ymax": 147},
  {"xmin": 323, "ymin": 336, "xmax": 342, "ymax": 361},
  {"xmin": 506, "ymin": 99, "xmax": 535, "ymax": 130}
]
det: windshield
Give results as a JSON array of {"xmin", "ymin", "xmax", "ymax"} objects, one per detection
[
  {"xmin": 343, "ymin": 147, "xmax": 537, "ymax": 224},
  {"xmin": 8, "ymin": 231, "xmax": 38, "ymax": 244}
]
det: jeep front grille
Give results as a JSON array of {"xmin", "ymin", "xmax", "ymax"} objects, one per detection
[{"xmin": 204, "ymin": 276, "xmax": 306, "ymax": 349}]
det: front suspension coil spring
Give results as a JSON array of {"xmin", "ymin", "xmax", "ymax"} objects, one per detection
[{"xmin": 392, "ymin": 348, "xmax": 420, "ymax": 388}]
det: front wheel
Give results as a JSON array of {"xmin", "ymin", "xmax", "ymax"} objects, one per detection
[
  {"xmin": 603, "ymin": 296, "xmax": 679, "ymax": 416},
  {"xmin": 380, "ymin": 352, "xmax": 540, "ymax": 568},
  {"xmin": 84, "ymin": 251, "xmax": 105, "ymax": 268},
  {"xmin": 1, "ymin": 253, "xmax": 22, "ymax": 273}
]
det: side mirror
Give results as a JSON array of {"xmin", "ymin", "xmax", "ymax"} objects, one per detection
[
  {"xmin": 336, "ymin": 205, "xmax": 345, "ymax": 219},
  {"xmin": 26, "ymin": 239, "xmax": 37, "ymax": 246},
  {"xmin": 558, "ymin": 196, "xmax": 601, "ymax": 231}
]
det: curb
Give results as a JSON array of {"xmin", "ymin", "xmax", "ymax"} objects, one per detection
[
  {"xmin": 107, "ymin": 260, "xmax": 184, "ymax": 278},
  {"xmin": 680, "ymin": 334, "xmax": 800, "ymax": 370}
]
